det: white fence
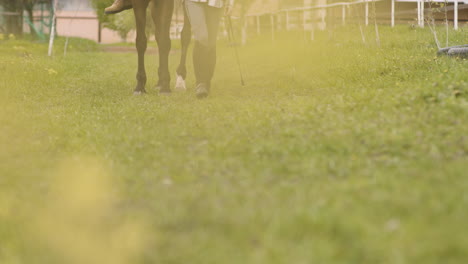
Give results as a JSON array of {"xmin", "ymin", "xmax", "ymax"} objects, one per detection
[{"xmin": 239, "ymin": 0, "xmax": 467, "ymax": 38}]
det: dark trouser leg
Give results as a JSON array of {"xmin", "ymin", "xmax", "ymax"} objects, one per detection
[
  {"xmin": 185, "ymin": 1, "xmax": 222, "ymax": 86},
  {"xmin": 204, "ymin": 43, "xmax": 217, "ymax": 87},
  {"xmin": 177, "ymin": 8, "xmax": 192, "ymax": 80},
  {"xmin": 193, "ymin": 41, "xmax": 206, "ymax": 85},
  {"xmin": 203, "ymin": 6, "xmax": 222, "ymax": 86}
]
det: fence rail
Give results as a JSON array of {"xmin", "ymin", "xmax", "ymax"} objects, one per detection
[
  {"xmin": 2, "ymin": 1, "xmax": 466, "ymax": 43},
  {"xmin": 235, "ymin": 0, "xmax": 467, "ymax": 43}
]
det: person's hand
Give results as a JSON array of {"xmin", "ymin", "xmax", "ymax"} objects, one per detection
[{"xmin": 225, "ymin": 5, "xmax": 233, "ymax": 16}]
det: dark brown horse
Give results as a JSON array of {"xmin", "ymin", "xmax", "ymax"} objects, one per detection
[
  {"xmin": 132, "ymin": 0, "xmax": 191, "ymax": 95},
  {"xmin": 175, "ymin": 7, "xmax": 191, "ymax": 91}
]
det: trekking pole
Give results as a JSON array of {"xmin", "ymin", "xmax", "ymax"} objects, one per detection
[{"xmin": 226, "ymin": 16, "xmax": 246, "ymax": 86}]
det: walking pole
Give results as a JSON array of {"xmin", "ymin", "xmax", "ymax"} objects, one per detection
[{"xmin": 226, "ymin": 16, "xmax": 246, "ymax": 86}]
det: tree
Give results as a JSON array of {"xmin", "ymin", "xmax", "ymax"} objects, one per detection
[
  {"xmin": 90, "ymin": 0, "xmax": 156, "ymax": 42},
  {"xmin": 0, "ymin": 0, "xmax": 53, "ymax": 37},
  {"xmin": 22, "ymin": 0, "xmax": 43, "ymax": 38},
  {"xmin": 90, "ymin": 0, "xmax": 114, "ymax": 25},
  {"xmin": 90, "ymin": 0, "xmax": 136, "ymax": 41},
  {"xmin": 106, "ymin": 11, "xmax": 135, "ymax": 42}
]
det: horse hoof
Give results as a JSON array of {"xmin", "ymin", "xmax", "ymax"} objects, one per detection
[
  {"xmin": 175, "ymin": 74, "xmax": 186, "ymax": 92},
  {"xmin": 133, "ymin": 90, "xmax": 146, "ymax": 96}
]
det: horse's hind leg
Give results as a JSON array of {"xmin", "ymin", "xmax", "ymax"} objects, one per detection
[
  {"xmin": 133, "ymin": 0, "xmax": 150, "ymax": 94},
  {"xmin": 175, "ymin": 9, "xmax": 192, "ymax": 91},
  {"xmin": 152, "ymin": 0, "xmax": 174, "ymax": 94}
]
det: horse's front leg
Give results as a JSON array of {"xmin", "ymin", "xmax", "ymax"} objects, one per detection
[
  {"xmin": 175, "ymin": 10, "xmax": 192, "ymax": 91},
  {"xmin": 152, "ymin": 0, "xmax": 174, "ymax": 94},
  {"xmin": 133, "ymin": 1, "xmax": 149, "ymax": 95}
]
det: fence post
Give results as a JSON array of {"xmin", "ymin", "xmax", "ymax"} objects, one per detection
[
  {"xmin": 417, "ymin": 0, "xmax": 420, "ymax": 26},
  {"xmin": 417, "ymin": 0, "xmax": 424, "ymax": 27},
  {"xmin": 421, "ymin": 0, "xmax": 424, "ymax": 27},
  {"xmin": 98, "ymin": 21, "xmax": 102, "ymax": 43},
  {"xmin": 48, "ymin": 0, "xmax": 58, "ymax": 56},
  {"xmin": 303, "ymin": 9, "xmax": 306, "ymax": 34},
  {"xmin": 277, "ymin": 13, "xmax": 281, "ymax": 31},
  {"xmin": 365, "ymin": 0, "xmax": 369, "ymax": 26},
  {"xmin": 270, "ymin": 14, "xmax": 275, "ymax": 41},
  {"xmin": 454, "ymin": 0, "xmax": 458, "ymax": 30},
  {"xmin": 342, "ymin": 4, "xmax": 346, "ymax": 26},
  {"xmin": 391, "ymin": 0, "xmax": 395, "ymax": 27},
  {"xmin": 256, "ymin": 15, "xmax": 261, "ymax": 34},
  {"xmin": 242, "ymin": 16, "xmax": 247, "ymax": 45}
]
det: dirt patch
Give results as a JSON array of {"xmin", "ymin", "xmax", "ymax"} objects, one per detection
[
  {"xmin": 102, "ymin": 46, "xmax": 179, "ymax": 55},
  {"xmin": 102, "ymin": 46, "xmax": 159, "ymax": 54}
]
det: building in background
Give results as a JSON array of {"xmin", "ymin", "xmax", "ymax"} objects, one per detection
[
  {"xmin": 35, "ymin": 0, "xmax": 182, "ymax": 43},
  {"xmin": 3, "ymin": 0, "xmax": 468, "ymax": 42},
  {"xmin": 5, "ymin": 0, "xmax": 124, "ymax": 43},
  {"xmin": 55, "ymin": 0, "xmax": 122, "ymax": 43}
]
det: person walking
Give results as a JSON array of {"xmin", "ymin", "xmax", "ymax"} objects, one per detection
[
  {"xmin": 185, "ymin": 0, "xmax": 234, "ymax": 98},
  {"xmin": 104, "ymin": 0, "xmax": 234, "ymax": 98}
]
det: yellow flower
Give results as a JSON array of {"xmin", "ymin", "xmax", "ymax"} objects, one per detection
[
  {"xmin": 8, "ymin": 34, "xmax": 15, "ymax": 40},
  {"xmin": 47, "ymin": 68, "xmax": 58, "ymax": 75}
]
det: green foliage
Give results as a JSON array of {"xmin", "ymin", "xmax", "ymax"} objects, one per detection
[
  {"xmin": 105, "ymin": 11, "xmax": 135, "ymax": 41},
  {"xmin": 1, "ymin": 26, "xmax": 468, "ymax": 264},
  {"xmin": 90, "ymin": 0, "xmax": 114, "ymax": 24},
  {"xmin": 0, "ymin": 0, "xmax": 53, "ymax": 37},
  {"xmin": 90, "ymin": 0, "xmax": 152, "ymax": 40}
]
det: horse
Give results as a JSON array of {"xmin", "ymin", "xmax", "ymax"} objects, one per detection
[
  {"xmin": 174, "ymin": 7, "xmax": 191, "ymax": 91},
  {"xmin": 132, "ymin": 0, "xmax": 191, "ymax": 95}
]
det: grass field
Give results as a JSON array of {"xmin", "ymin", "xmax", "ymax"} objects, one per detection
[{"xmin": 1, "ymin": 26, "xmax": 468, "ymax": 264}]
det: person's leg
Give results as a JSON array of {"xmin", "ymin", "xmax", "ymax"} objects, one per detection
[
  {"xmin": 184, "ymin": 1, "xmax": 209, "ymax": 87},
  {"xmin": 203, "ymin": 6, "xmax": 223, "ymax": 87}
]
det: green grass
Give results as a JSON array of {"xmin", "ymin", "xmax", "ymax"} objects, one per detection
[{"xmin": 1, "ymin": 25, "xmax": 468, "ymax": 264}]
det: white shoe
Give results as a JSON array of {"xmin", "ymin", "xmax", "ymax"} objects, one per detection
[{"xmin": 175, "ymin": 74, "xmax": 187, "ymax": 92}]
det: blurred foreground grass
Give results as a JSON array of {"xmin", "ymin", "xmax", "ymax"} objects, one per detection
[{"xmin": 1, "ymin": 26, "xmax": 468, "ymax": 264}]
